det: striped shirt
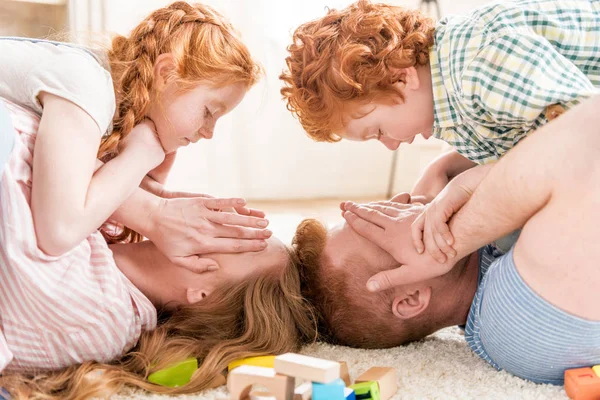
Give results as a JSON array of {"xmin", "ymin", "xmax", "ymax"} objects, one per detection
[
  {"xmin": 0, "ymin": 100, "xmax": 157, "ymax": 374},
  {"xmin": 465, "ymin": 245, "xmax": 600, "ymax": 384},
  {"xmin": 430, "ymin": 0, "xmax": 600, "ymax": 164}
]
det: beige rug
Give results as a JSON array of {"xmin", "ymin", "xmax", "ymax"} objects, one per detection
[{"xmin": 114, "ymin": 326, "xmax": 568, "ymax": 400}]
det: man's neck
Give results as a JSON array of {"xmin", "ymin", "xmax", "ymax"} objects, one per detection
[{"xmin": 435, "ymin": 251, "xmax": 481, "ymax": 327}]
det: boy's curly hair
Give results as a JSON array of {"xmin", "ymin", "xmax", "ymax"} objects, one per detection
[{"xmin": 280, "ymin": 0, "xmax": 435, "ymax": 142}]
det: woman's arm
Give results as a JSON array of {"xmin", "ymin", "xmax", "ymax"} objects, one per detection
[{"xmin": 32, "ymin": 93, "xmax": 164, "ymax": 256}]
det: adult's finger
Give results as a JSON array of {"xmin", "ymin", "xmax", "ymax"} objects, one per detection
[
  {"xmin": 215, "ymin": 224, "xmax": 272, "ymax": 240},
  {"xmin": 366, "ymin": 263, "xmax": 450, "ymax": 291},
  {"xmin": 235, "ymin": 206, "xmax": 266, "ymax": 218},
  {"xmin": 172, "ymin": 256, "xmax": 219, "ymax": 274},
  {"xmin": 343, "ymin": 211, "xmax": 386, "ymax": 245},
  {"xmin": 202, "ymin": 197, "xmax": 248, "ymax": 210},
  {"xmin": 362, "ymin": 204, "xmax": 400, "ymax": 217},
  {"xmin": 207, "ymin": 210, "xmax": 269, "ymax": 229},
  {"xmin": 369, "ymin": 201, "xmax": 415, "ymax": 210},
  {"xmin": 346, "ymin": 203, "xmax": 393, "ymax": 229},
  {"xmin": 203, "ymin": 238, "xmax": 268, "ymax": 254}
]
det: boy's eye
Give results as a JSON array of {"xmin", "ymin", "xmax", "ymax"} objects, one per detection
[{"xmin": 204, "ymin": 107, "xmax": 213, "ymax": 118}]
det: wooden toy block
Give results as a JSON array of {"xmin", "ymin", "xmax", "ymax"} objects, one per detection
[
  {"xmin": 228, "ymin": 365, "xmax": 294, "ymax": 400},
  {"xmin": 339, "ymin": 361, "xmax": 352, "ymax": 386},
  {"xmin": 274, "ymin": 353, "xmax": 340, "ymax": 384},
  {"xmin": 228, "ymin": 355, "xmax": 276, "ymax": 371},
  {"xmin": 148, "ymin": 357, "xmax": 198, "ymax": 387},
  {"xmin": 344, "ymin": 387, "xmax": 356, "ymax": 400},
  {"xmin": 312, "ymin": 378, "xmax": 345, "ymax": 400},
  {"xmin": 294, "ymin": 382, "xmax": 312, "ymax": 400},
  {"xmin": 0, "ymin": 388, "xmax": 11, "ymax": 400},
  {"xmin": 350, "ymin": 381, "xmax": 381, "ymax": 400},
  {"xmin": 249, "ymin": 391, "xmax": 275, "ymax": 400},
  {"xmin": 355, "ymin": 367, "xmax": 397, "ymax": 400},
  {"xmin": 565, "ymin": 367, "xmax": 600, "ymax": 400},
  {"xmin": 593, "ymin": 365, "xmax": 600, "ymax": 378}
]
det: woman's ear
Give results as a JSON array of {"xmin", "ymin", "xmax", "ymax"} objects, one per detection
[
  {"xmin": 153, "ymin": 53, "xmax": 176, "ymax": 92},
  {"xmin": 391, "ymin": 286, "xmax": 431, "ymax": 320},
  {"xmin": 186, "ymin": 288, "xmax": 209, "ymax": 304}
]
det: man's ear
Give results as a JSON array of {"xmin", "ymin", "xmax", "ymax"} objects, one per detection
[
  {"xmin": 153, "ymin": 53, "xmax": 176, "ymax": 92},
  {"xmin": 186, "ymin": 287, "xmax": 209, "ymax": 304},
  {"xmin": 392, "ymin": 67, "xmax": 420, "ymax": 92},
  {"xmin": 391, "ymin": 286, "xmax": 431, "ymax": 320}
]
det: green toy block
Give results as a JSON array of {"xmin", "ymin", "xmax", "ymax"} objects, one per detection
[
  {"xmin": 350, "ymin": 381, "xmax": 381, "ymax": 400},
  {"xmin": 148, "ymin": 357, "xmax": 198, "ymax": 387}
]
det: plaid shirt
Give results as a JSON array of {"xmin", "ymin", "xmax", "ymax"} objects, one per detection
[{"xmin": 430, "ymin": 0, "xmax": 600, "ymax": 164}]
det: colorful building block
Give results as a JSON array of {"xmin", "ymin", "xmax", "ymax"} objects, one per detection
[
  {"xmin": 0, "ymin": 388, "xmax": 11, "ymax": 400},
  {"xmin": 312, "ymin": 378, "xmax": 345, "ymax": 400},
  {"xmin": 148, "ymin": 357, "xmax": 198, "ymax": 387},
  {"xmin": 249, "ymin": 391, "xmax": 275, "ymax": 400},
  {"xmin": 274, "ymin": 353, "xmax": 340, "ymax": 384},
  {"xmin": 565, "ymin": 367, "xmax": 600, "ymax": 400},
  {"xmin": 228, "ymin": 365, "xmax": 294, "ymax": 400},
  {"xmin": 228, "ymin": 356, "xmax": 276, "ymax": 371},
  {"xmin": 593, "ymin": 365, "xmax": 600, "ymax": 378},
  {"xmin": 355, "ymin": 367, "xmax": 397, "ymax": 400},
  {"xmin": 294, "ymin": 382, "xmax": 312, "ymax": 400},
  {"xmin": 345, "ymin": 387, "xmax": 356, "ymax": 400},
  {"xmin": 350, "ymin": 381, "xmax": 381, "ymax": 400},
  {"xmin": 340, "ymin": 361, "xmax": 352, "ymax": 386}
]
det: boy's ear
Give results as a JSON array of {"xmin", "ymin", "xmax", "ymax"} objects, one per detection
[
  {"xmin": 153, "ymin": 53, "xmax": 177, "ymax": 92},
  {"xmin": 391, "ymin": 286, "xmax": 431, "ymax": 320},
  {"xmin": 392, "ymin": 67, "xmax": 420, "ymax": 92}
]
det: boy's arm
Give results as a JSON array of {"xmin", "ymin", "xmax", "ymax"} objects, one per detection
[{"xmin": 412, "ymin": 149, "xmax": 477, "ymax": 201}]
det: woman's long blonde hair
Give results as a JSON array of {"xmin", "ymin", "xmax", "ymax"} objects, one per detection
[
  {"xmin": 100, "ymin": 1, "xmax": 262, "ymax": 243},
  {"xmin": 0, "ymin": 249, "xmax": 317, "ymax": 399}
]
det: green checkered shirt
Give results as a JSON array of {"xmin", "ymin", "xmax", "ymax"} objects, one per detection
[{"xmin": 430, "ymin": 0, "xmax": 600, "ymax": 164}]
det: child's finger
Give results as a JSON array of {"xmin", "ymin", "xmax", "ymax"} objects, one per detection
[
  {"xmin": 424, "ymin": 218, "xmax": 447, "ymax": 263},
  {"xmin": 433, "ymin": 229, "xmax": 457, "ymax": 258},
  {"xmin": 411, "ymin": 213, "xmax": 426, "ymax": 254},
  {"xmin": 433, "ymin": 210, "xmax": 455, "ymax": 246}
]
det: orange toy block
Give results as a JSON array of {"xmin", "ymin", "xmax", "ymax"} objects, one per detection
[
  {"xmin": 274, "ymin": 353, "xmax": 340, "ymax": 384},
  {"xmin": 228, "ymin": 365, "xmax": 294, "ymax": 400},
  {"xmin": 355, "ymin": 367, "xmax": 398, "ymax": 400},
  {"xmin": 339, "ymin": 361, "xmax": 352, "ymax": 386},
  {"xmin": 565, "ymin": 367, "xmax": 600, "ymax": 400}
]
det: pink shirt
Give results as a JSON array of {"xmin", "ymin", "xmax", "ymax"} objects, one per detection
[{"xmin": 0, "ymin": 100, "xmax": 157, "ymax": 374}]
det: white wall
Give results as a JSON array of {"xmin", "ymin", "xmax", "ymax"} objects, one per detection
[{"xmin": 94, "ymin": 0, "xmax": 491, "ymax": 199}]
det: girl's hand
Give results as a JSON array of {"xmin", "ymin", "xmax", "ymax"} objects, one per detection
[
  {"xmin": 146, "ymin": 197, "xmax": 272, "ymax": 273},
  {"xmin": 119, "ymin": 119, "xmax": 165, "ymax": 168}
]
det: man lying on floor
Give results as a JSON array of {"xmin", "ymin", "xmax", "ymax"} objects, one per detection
[{"xmin": 293, "ymin": 96, "xmax": 600, "ymax": 385}]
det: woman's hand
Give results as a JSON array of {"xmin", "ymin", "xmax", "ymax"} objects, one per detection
[{"xmin": 145, "ymin": 197, "xmax": 271, "ymax": 273}]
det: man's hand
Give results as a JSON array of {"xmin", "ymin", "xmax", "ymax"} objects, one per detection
[
  {"xmin": 341, "ymin": 201, "xmax": 457, "ymax": 291},
  {"xmin": 145, "ymin": 197, "xmax": 271, "ymax": 273}
]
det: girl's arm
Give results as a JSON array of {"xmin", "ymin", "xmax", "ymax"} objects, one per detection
[{"xmin": 32, "ymin": 93, "xmax": 164, "ymax": 256}]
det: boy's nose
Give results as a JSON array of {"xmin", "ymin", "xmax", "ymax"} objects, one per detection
[{"xmin": 380, "ymin": 136, "xmax": 401, "ymax": 150}]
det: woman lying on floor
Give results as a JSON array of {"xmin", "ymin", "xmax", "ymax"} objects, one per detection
[{"xmin": 0, "ymin": 100, "xmax": 318, "ymax": 399}]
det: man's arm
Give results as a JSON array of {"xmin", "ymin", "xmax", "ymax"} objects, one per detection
[{"xmin": 449, "ymin": 95, "xmax": 600, "ymax": 260}]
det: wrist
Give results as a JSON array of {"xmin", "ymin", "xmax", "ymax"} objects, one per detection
[{"xmin": 142, "ymin": 194, "xmax": 165, "ymax": 240}]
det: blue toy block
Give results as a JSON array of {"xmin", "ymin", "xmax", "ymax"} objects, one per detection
[
  {"xmin": 345, "ymin": 386, "xmax": 356, "ymax": 400},
  {"xmin": 0, "ymin": 388, "xmax": 11, "ymax": 400},
  {"xmin": 313, "ymin": 378, "xmax": 345, "ymax": 400}
]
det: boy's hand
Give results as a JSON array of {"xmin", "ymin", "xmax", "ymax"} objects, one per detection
[
  {"xmin": 412, "ymin": 163, "xmax": 495, "ymax": 262},
  {"xmin": 411, "ymin": 166, "xmax": 449, "ymax": 203}
]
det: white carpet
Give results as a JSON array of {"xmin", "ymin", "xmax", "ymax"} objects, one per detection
[{"xmin": 114, "ymin": 326, "xmax": 568, "ymax": 400}]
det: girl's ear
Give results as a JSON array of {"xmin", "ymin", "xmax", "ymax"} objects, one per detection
[{"xmin": 153, "ymin": 53, "xmax": 177, "ymax": 92}]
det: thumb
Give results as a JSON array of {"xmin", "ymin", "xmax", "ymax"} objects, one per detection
[
  {"xmin": 367, "ymin": 264, "xmax": 443, "ymax": 292},
  {"xmin": 172, "ymin": 256, "xmax": 219, "ymax": 274}
]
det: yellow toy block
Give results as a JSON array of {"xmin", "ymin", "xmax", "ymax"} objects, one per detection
[
  {"xmin": 593, "ymin": 365, "xmax": 600, "ymax": 378},
  {"xmin": 228, "ymin": 355, "xmax": 276, "ymax": 371}
]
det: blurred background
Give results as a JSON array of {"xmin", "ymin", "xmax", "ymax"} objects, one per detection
[{"xmin": 0, "ymin": 0, "xmax": 485, "ymax": 240}]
